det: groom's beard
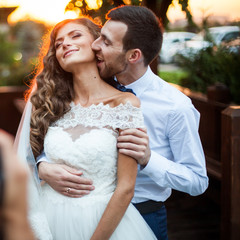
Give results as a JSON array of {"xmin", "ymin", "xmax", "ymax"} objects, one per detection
[{"xmin": 98, "ymin": 53, "xmax": 128, "ymax": 79}]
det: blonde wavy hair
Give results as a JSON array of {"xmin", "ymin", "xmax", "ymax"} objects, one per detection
[{"xmin": 28, "ymin": 18, "xmax": 101, "ymax": 158}]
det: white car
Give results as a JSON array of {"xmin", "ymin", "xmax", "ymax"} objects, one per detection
[
  {"xmin": 159, "ymin": 31, "xmax": 196, "ymax": 63},
  {"xmin": 178, "ymin": 26, "xmax": 240, "ymax": 58},
  {"xmin": 208, "ymin": 26, "xmax": 240, "ymax": 45}
]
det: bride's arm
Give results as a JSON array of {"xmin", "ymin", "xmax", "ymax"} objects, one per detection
[{"xmin": 90, "ymin": 150, "xmax": 138, "ymax": 240}]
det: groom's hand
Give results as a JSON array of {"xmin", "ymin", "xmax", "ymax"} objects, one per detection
[
  {"xmin": 38, "ymin": 162, "xmax": 94, "ymax": 197},
  {"xmin": 117, "ymin": 127, "xmax": 151, "ymax": 167}
]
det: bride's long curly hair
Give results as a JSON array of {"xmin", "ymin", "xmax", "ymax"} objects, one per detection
[{"xmin": 28, "ymin": 18, "xmax": 101, "ymax": 158}]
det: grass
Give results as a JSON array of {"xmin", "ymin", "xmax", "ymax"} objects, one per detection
[{"xmin": 158, "ymin": 70, "xmax": 189, "ymax": 85}]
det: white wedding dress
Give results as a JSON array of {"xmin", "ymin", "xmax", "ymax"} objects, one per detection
[{"xmin": 40, "ymin": 101, "xmax": 157, "ymax": 240}]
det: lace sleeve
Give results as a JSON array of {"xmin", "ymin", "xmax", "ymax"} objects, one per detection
[{"xmin": 112, "ymin": 101, "xmax": 145, "ymax": 130}]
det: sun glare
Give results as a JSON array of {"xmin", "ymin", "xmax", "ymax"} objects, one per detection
[{"xmin": 1, "ymin": 0, "xmax": 102, "ymax": 25}]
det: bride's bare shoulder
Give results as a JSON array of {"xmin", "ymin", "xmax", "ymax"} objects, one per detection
[{"xmin": 113, "ymin": 92, "xmax": 140, "ymax": 108}]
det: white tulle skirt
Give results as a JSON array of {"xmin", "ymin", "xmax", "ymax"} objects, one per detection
[{"xmin": 41, "ymin": 185, "xmax": 156, "ymax": 240}]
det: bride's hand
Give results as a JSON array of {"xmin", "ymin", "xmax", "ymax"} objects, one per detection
[{"xmin": 38, "ymin": 162, "xmax": 95, "ymax": 197}]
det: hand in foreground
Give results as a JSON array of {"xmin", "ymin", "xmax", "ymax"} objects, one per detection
[
  {"xmin": 117, "ymin": 128, "xmax": 151, "ymax": 167},
  {"xmin": 0, "ymin": 129, "xmax": 35, "ymax": 240},
  {"xmin": 38, "ymin": 162, "xmax": 95, "ymax": 197}
]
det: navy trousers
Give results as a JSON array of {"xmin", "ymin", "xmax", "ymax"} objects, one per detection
[{"xmin": 141, "ymin": 205, "xmax": 168, "ymax": 240}]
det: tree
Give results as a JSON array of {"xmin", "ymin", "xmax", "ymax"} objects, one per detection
[
  {"xmin": 65, "ymin": 0, "xmax": 194, "ymax": 27},
  {"xmin": 65, "ymin": 0, "xmax": 141, "ymax": 25}
]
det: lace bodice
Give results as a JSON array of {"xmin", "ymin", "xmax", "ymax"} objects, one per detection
[{"xmin": 44, "ymin": 101, "xmax": 144, "ymax": 197}]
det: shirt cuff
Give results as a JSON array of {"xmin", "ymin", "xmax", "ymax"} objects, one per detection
[
  {"xmin": 36, "ymin": 153, "xmax": 50, "ymax": 165},
  {"xmin": 140, "ymin": 150, "xmax": 170, "ymax": 179}
]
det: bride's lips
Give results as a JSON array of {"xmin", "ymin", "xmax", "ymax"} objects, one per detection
[{"xmin": 63, "ymin": 49, "xmax": 78, "ymax": 58}]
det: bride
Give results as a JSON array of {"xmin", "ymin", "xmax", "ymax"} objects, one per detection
[{"xmin": 15, "ymin": 17, "xmax": 156, "ymax": 240}]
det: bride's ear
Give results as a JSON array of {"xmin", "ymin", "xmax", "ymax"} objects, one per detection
[{"xmin": 127, "ymin": 49, "xmax": 142, "ymax": 64}]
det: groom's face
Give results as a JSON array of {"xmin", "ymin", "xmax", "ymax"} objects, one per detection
[{"xmin": 92, "ymin": 20, "xmax": 129, "ymax": 79}]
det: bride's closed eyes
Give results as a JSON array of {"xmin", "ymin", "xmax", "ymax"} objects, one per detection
[
  {"xmin": 55, "ymin": 31, "xmax": 83, "ymax": 49},
  {"xmin": 72, "ymin": 33, "xmax": 82, "ymax": 38}
]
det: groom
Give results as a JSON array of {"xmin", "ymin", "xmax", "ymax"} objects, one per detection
[{"xmin": 38, "ymin": 6, "xmax": 208, "ymax": 239}]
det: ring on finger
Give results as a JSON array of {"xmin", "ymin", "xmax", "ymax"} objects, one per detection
[{"xmin": 66, "ymin": 187, "xmax": 71, "ymax": 193}]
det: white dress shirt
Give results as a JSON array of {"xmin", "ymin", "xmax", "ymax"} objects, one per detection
[{"xmin": 126, "ymin": 66, "xmax": 209, "ymax": 203}]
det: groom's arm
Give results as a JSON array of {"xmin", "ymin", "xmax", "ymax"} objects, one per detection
[
  {"xmin": 117, "ymin": 107, "xmax": 209, "ymax": 196},
  {"xmin": 37, "ymin": 152, "xmax": 94, "ymax": 197}
]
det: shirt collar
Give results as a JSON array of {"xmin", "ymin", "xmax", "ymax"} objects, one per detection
[{"xmin": 125, "ymin": 66, "xmax": 154, "ymax": 97}]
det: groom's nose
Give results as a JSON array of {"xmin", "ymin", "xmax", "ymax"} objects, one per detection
[{"xmin": 91, "ymin": 37, "xmax": 101, "ymax": 51}]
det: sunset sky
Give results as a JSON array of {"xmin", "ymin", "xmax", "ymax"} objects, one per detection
[
  {"xmin": 168, "ymin": 0, "xmax": 240, "ymax": 23},
  {"xmin": 0, "ymin": 0, "xmax": 239, "ymax": 25}
]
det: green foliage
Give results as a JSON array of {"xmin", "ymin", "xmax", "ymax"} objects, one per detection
[
  {"xmin": 177, "ymin": 47, "xmax": 240, "ymax": 104},
  {"xmin": 11, "ymin": 21, "xmax": 47, "ymax": 58},
  {"xmin": 0, "ymin": 21, "xmax": 48, "ymax": 87},
  {"xmin": 0, "ymin": 34, "xmax": 17, "ymax": 64},
  {"xmin": 0, "ymin": 56, "xmax": 36, "ymax": 86},
  {"xmin": 0, "ymin": 32, "xmax": 27, "ymax": 86},
  {"xmin": 158, "ymin": 70, "xmax": 189, "ymax": 85}
]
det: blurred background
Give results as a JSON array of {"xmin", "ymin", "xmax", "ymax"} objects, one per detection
[{"xmin": 0, "ymin": 0, "xmax": 239, "ymax": 239}]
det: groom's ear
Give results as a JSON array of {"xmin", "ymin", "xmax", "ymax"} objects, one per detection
[{"xmin": 127, "ymin": 49, "xmax": 142, "ymax": 64}]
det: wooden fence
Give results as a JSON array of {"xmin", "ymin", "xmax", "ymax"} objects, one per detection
[
  {"xmin": 178, "ymin": 84, "xmax": 240, "ymax": 240},
  {"xmin": 0, "ymin": 86, "xmax": 26, "ymax": 135}
]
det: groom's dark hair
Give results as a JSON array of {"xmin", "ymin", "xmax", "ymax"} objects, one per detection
[{"xmin": 107, "ymin": 5, "xmax": 163, "ymax": 66}]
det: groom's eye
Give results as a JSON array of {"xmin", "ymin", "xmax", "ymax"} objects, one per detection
[
  {"xmin": 101, "ymin": 35, "xmax": 111, "ymax": 46},
  {"xmin": 104, "ymin": 40, "xmax": 110, "ymax": 46},
  {"xmin": 104, "ymin": 38, "xmax": 112, "ymax": 46}
]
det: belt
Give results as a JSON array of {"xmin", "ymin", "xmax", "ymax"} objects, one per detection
[{"xmin": 133, "ymin": 200, "xmax": 164, "ymax": 214}]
